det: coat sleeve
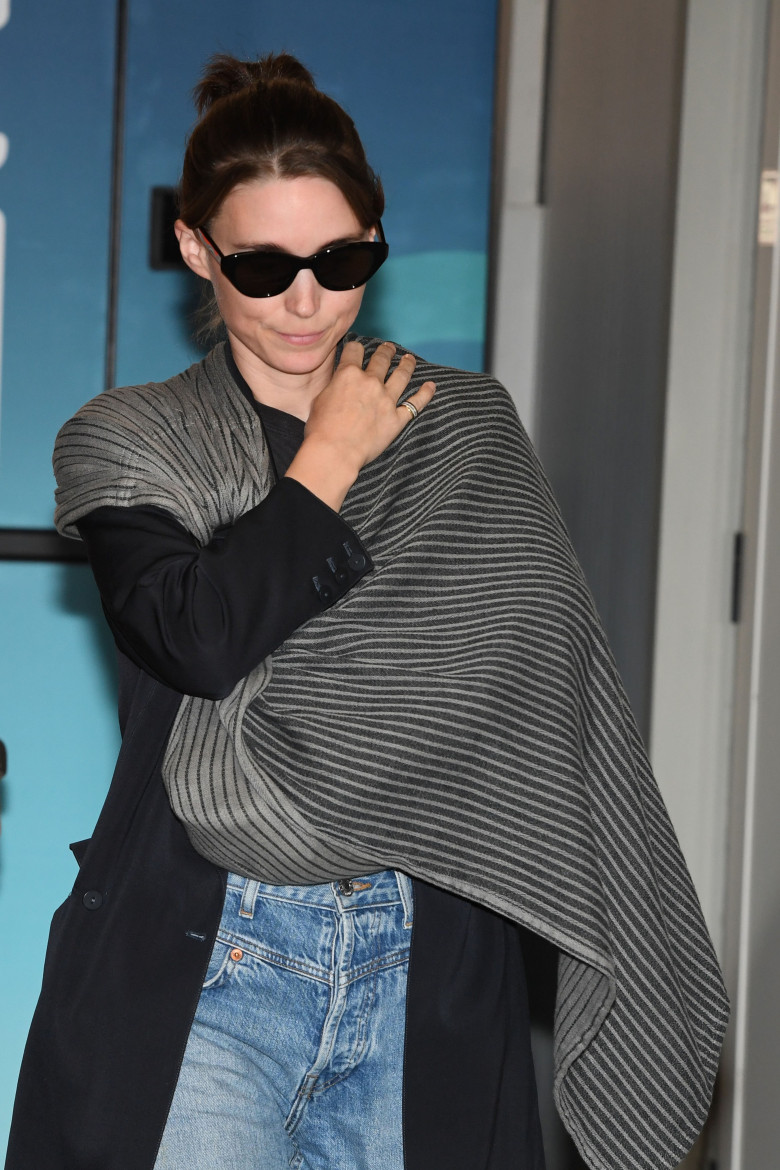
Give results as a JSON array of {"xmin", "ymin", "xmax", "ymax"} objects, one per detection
[{"xmin": 77, "ymin": 479, "xmax": 371, "ymax": 699}]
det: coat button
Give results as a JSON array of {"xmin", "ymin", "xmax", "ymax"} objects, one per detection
[
  {"xmin": 348, "ymin": 553, "xmax": 366, "ymax": 572},
  {"xmin": 83, "ymin": 890, "xmax": 103, "ymax": 910}
]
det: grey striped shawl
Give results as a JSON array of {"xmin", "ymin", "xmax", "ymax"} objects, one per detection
[{"xmin": 54, "ymin": 339, "xmax": 728, "ymax": 1170}]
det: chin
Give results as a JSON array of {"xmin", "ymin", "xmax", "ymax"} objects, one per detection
[
  {"xmin": 267, "ymin": 346, "xmax": 332, "ymax": 377},
  {"xmin": 268, "ymin": 328, "xmax": 342, "ymax": 362}
]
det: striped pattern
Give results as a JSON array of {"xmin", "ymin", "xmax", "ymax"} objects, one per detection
[
  {"xmin": 54, "ymin": 344, "xmax": 274, "ymax": 542},
  {"xmin": 54, "ymin": 339, "xmax": 728, "ymax": 1170}
]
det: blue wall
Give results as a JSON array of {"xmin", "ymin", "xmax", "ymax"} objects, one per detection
[
  {"xmin": 115, "ymin": 0, "xmax": 497, "ymax": 388},
  {"xmin": 0, "ymin": 0, "xmax": 116, "ymax": 527},
  {"xmin": 0, "ymin": 0, "xmax": 498, "ymax": 1153},
  {"xmin": 0, "ymin": 562, "xmax": 121, "ymax": 1144}
]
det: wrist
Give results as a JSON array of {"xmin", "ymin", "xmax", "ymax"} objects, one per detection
[{"xmin": 284, "ymin": 434, "xmax": 361, "ymax": 512}]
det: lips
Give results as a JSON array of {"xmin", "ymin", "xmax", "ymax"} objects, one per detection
[{"xmin": 276, "ymin": 330, "xmax": 326, "ymax": 346}]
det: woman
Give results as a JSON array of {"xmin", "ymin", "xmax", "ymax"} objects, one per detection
[{"xmin": 7, "ymin": 53, "xmax": 727, "ymax": 1170}]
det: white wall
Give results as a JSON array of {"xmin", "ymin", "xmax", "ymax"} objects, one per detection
[
  {"xmin": 718, "ymin": 3, "xmax": 780, "ymax": 1165},
  {"xmin": 493, "ymin": 5, "xmax": 776, "ymax": 1166},
  {"xmin": 494, "ymin": 0, "xmax": 768, "ymax": 956},
  {"xmin": 650, "ymin": 0, "xmax": 766, "ymax": 954}
]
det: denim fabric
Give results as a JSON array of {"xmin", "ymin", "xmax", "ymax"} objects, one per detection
[{"xmin": 154, "ymin": 870, "xmax": 413, "ymax": 1170}]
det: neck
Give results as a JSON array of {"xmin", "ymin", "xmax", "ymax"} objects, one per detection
[{"xmin": 228, "ymin": 333, "xmax": 338, "ymax": 421}]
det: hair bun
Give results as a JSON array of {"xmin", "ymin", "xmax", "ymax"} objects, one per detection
[{"xmin": 194, "ymin": 52, "xmax": 316, "ymax": 114}]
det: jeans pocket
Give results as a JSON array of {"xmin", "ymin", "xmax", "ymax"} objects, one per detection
[{"xmin": 202, "ymin": 937, "xmax": 233, "ymax": 989}]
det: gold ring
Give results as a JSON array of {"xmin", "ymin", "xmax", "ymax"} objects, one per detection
[{"xmin": 401, "ymin": 400, "xmax": 419, "ymax": 422}]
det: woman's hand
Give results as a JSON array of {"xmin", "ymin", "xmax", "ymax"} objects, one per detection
[{"xmin": 284, "ymin": 341, "xmax": 435, "ymax": 511}]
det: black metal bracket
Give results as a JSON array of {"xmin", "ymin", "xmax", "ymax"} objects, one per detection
[
  {"xmin": 0, "ymin": 528, "xmax": 87, "ymax": 562},
  {"xmin": 150, "ymin": 186, "xmax": 186, "ymax": 270}
]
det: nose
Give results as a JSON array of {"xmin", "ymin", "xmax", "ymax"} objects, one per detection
[{"xmin": 284, "ymin": 267, "xmax": 320, "ymax": 318}]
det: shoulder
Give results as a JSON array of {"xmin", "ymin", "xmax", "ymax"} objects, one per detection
[
  {"xmin": 355, "ymin": 334, "xmax": 518, "ymax": 414},
  {"xmin": 54, "ymin": 346, "xmax": 229, "ymax": 452},
  {"xmin": 53, "ymin": 344, "xmax": 257, "ymax": 539},
  {"xmin": 354, "ymin": 334, "xmax": 530, "ymax": 452},
  {"xmin": 353, "ymin": 335, "xmax": 560, "ymax": 519}
]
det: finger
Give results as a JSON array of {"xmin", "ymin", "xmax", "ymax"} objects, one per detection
[
  {"xmin": 382, "ymin": 351, "xmax": 417, "ymax": 395},
  {"xmin": 338, "ymin": 339, "xmax": 365, "ymax": 369},
  {"xmin": 364, "ymin": 340, "xmax": 396, "ymax": 380},
  {"xmin": 405, "ymin": 380, "xmax": 436, "ymax": 408},
  {"xmin": 397, "ymin": 380, "xmax": 436, "ymax": 424}
]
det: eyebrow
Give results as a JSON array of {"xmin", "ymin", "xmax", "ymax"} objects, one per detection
[{"xmin": 229, "ymin": 233, "xmax": 367, "ymax": 255}]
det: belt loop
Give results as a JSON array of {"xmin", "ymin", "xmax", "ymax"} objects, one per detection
[
  {"xmin": 395, "ymin": 871, "xmax": 414, "ymax": 929},
  {"xmin": 239, "ymin": 878, "xmax": 261, "ymax": 919}
]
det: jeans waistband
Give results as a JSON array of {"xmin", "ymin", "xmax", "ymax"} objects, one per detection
[{"xmin": 226, "ymin": 869, "xmax": 414, "ymax": 924}]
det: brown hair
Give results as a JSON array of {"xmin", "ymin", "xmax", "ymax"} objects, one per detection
[{"xmin": 178, "ymin": 51, "xmax": 384, "ymax": 231}]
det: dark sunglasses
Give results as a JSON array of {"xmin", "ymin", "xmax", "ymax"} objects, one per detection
[{"xmin": 197, "ymin": 222, "xmax": 388, "ymax": 298}]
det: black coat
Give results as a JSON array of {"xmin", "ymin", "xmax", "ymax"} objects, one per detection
[
  {"xmin": 5, "ymin": 651, "xmax": 545, "ymax": 1170},
  {"xmin": 10, "ymin": 367, "xmax": 545, "ymax": 1168}
]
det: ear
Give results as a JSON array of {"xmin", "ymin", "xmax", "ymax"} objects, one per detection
[{"xmin": 175, "ymin": 220, "xmax": 213, "ymax": 281}]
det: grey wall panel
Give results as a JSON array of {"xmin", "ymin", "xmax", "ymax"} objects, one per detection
[{"xmin": 535, "ymin": 0, "xmax": 687, "ymax": 735}]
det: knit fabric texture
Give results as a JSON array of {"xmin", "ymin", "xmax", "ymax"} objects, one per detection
[{"xmin": 54, "ymin": 338, "xmax": 729, "ymax": 1170}]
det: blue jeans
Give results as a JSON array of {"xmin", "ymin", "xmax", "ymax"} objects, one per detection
[{"xmin": 154, "ymin": 870, "xmax": 414, "ymax": 1170}]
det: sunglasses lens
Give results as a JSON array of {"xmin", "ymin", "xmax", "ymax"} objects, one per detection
[
  {"xmin": 220, "ymin": 240, "xmax": 389, "ymax": 297},
  {"xmin": 224, "ymin": 252, "xmax": 299, "ymax": 297},
  {"xmin": 315, "ymin": 242, "xmax": 389, "ymax": 291}
]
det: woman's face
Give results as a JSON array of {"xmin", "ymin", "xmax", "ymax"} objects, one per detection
[{"xmin": 179, "ymin": 175, "xmax": 371, "ymax": 390}]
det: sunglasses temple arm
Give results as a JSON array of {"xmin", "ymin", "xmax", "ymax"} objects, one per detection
[{"xmin": 197, "ymin": 227, "xmax": 223, "ymax": 261}]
